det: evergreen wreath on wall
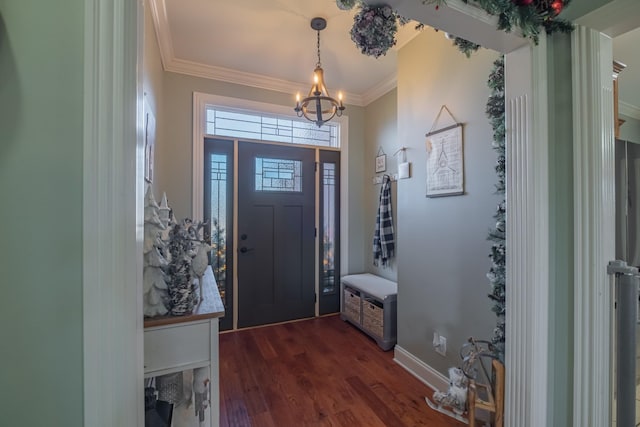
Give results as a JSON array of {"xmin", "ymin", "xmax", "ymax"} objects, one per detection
[{"xmin": 485, "ymin": 57, "xmax": 506, "ymax": 360}]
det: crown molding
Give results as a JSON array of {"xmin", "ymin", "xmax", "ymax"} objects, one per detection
[
  {"xmin": 148, "ymin": 0, "xmax": 174, "ymax": 72},
  {"xmin": 619, "ymin": 101, "xmax": 640, "ymax": 120},
  {"xmin": 361, "ymin": 74, "xmax": 397, "ymax": 106},
  {"xmin": 164, "ymin": 56, "xmax": 366, "ymax": 106}
]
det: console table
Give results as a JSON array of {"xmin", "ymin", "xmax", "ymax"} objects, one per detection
[{"xmin": 144, "ymin": 267, "xmax": 225, "ymax": 427}]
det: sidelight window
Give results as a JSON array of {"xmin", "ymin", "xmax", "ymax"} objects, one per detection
[
  {"xmin": 204, "ymin": 139, "xmax": 234, "ymax": 330},
  {"xmin": 322, "ymin": 162, "xmax": 337, "ymax": 294}
]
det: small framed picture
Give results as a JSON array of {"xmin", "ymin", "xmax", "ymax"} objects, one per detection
[
  {"xmin": 375, "ymin": 154, "xmax": 386, "ymax": 173},
  {"xmin": 144, "ymin": 97, "xmax": 156, "ymax": 183}
]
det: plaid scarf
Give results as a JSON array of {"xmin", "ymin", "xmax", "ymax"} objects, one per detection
[{"xmin": 373, "ymin": 175, "xmax": 394, "ymax": 267}]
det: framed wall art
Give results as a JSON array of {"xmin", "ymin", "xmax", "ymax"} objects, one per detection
[
  {"xmin": 144, "ymin": 96, "xmax": 156, "ymax": 183},
  {"xmin": 425, "ymin": 113, "xmax": 464, "ymax": 197}
]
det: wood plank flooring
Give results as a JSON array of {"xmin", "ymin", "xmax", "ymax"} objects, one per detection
[{"xmin": 219, "ymin": 314, "xmax": 465, "ymax": 427}]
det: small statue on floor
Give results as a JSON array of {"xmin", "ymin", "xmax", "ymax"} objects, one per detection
[{"xmin": 432, "ymin": 367, "xmax": 468, "ymax": 414}]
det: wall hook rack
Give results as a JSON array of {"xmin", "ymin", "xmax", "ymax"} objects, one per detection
[{"xmin": 372, "ymin": 174, "xmax": 397, "ymax": 185}]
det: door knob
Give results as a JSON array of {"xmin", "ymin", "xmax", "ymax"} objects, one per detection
[
  {"xmin": 239, "ymin": 247, "xmax": 254, "ymax": 254},
  {"xmin": 240, "ymin": 234, "xmax": 248, "ymax": 240}
]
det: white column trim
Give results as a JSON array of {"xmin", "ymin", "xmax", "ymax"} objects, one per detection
[
  {"xmin": 504, "ymin": 35, "xmax": 550, "ymax": 426},
  {"xmin": 571, "ymin": 26, "xmax": 615, "ymax": 427},
  {"xmin": 83, "ymin": 0, "xmax": 144, "ymax": 425},
  {"xmin": 529, "ymin": 35, "xmax": 551, "ymax": 427}
]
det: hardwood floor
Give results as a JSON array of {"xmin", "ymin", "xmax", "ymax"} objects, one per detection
[{"xmin": 219, "ymin": 314, "xmax": 465, "ymax": 427}]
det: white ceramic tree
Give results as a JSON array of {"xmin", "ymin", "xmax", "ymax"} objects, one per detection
[{"xmin": 143, "ymin": 186, "xmax": 170, "ymax": 316}]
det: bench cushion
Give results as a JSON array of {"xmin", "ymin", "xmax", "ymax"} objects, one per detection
[{"xmin": 341, "ymin": 273, "xmax": 397, "ymax": 300}]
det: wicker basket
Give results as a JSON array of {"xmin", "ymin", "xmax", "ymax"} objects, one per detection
[
  {"xmin": 343, "ymin": 288, "xmax": 361, "ymax": 323},
  {"xmin": 362, "ymin": 300, "xmax": 384, "ymax": 338}
]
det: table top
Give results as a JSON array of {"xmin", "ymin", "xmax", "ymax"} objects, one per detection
[{"xmin": 144, "ymin": 266, "xmax": 225, "ymax": 328}]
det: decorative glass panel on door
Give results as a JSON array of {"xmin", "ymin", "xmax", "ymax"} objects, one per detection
[{"xmin": 255, "ymin": 157, "xmax": 302, "ymax": 192}]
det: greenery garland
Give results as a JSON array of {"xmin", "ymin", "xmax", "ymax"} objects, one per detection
[
  {"xmin": 425, "ymin": 0, "xmax": 574, "ymax": 45},
  {"xmin": 485, "ymin": 57, "xmax": 506, "ymax": 360},
  {"xmin": 453, "ymin": 36, "xmax": 481, "ymax": 57},
  {"xmin": 340, "ymin": 0, "xmax": 574, "ymax": 58}
]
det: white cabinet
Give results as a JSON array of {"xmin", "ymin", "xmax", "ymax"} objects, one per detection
[{"xmin": 144, "ymin": 268, "xmax": 225, "ymax": 427}]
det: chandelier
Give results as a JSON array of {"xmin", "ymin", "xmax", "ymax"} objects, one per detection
[{"xmin": 294, "ymin": 17, "xmax": 345, "ymax": 128}]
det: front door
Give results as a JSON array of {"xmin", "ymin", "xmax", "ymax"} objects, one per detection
[{"xmin": 237, "ymin": 141, "xmax": 316, "ymax": 327}]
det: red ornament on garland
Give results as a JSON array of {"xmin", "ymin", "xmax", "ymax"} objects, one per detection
[
  {"xmin": 550, "ymin": 0, "xmax": 564, "ymax": 15},
  {"xmin": 534, "ymin": 0, "xmax": 564, "ymax": 17}
]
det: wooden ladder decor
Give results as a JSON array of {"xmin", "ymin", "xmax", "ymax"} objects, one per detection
[{"xmin": 467, "ymin": 359, "xmax": 504, "ymax": 427}]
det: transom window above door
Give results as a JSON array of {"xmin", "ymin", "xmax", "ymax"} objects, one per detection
[{"xmin": 205, "ymin": 107, "xmax": 340, "ymax": 148}]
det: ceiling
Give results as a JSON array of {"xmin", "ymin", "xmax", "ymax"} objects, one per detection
[
  {"xmin": 149, "ymin": 0, "xmax": 421, "ymax": 106},
  {"xmin": 150, "ymin": 0, "xmax": 640, "ymax": 113}
]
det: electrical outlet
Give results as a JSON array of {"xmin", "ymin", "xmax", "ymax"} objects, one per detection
[
  {"xmin": 433, "ymin": 332, "xmax": 447, "ymax": 356},
  {"xmin": 436, "ymin": 335, "xmax": 447, "ymax": 357}
]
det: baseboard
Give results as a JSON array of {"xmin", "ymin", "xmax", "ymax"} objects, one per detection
[{"xmin": 393, "ymin": 345, "xmax": 449, "ymax": 392}]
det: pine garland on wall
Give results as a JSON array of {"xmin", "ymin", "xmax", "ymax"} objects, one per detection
[{"xmin": 485, "ymin": 56, "xmax": 506, "ymax": 360}]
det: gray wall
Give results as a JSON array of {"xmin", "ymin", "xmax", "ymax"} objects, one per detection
[
  {"xmin": 396, "ymin": 30, "xmax": 500, "ymax": 373},
  {"xmin": 144, "ymin": 1, "xmax": 165, "ymax": 162},
  {"xmin": 620, "ymin": 113, "xmax": 640, "ymax": 143},
  {"xmin": 364, "ymin": 89, "xmax": 398, "ymax": 281},
  {"xmin": 155, "ymin": 72, "xmax": 367, "ymax": 274},
  {"xmin": 616, "ymin": 115, "xmax": 640, "ymax": 265},
  {"xmin": 0, "ymin": 1, "xmax": 84, "ymax": 425}
]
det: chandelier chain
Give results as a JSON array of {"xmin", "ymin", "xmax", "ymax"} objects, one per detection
[{"xmin": 316, "ymin": 30, "xmax": 321, "ymax": 68}]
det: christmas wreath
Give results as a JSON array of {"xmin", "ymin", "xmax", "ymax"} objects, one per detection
[{"xmin": 350, "ymin": 4, "xmax": 400, "ymax": 58}]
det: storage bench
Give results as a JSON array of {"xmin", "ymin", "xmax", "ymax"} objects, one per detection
[{"xmin": 340, "ymin": 273, "xmax": 397, "ymax": 351}]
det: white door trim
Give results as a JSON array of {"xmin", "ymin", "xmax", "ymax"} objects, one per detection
[
  {"xmin": 83, "ymin": 0, "xmax": 144, "ymax": 425},
  {"xmin": 571, "ymin": 26, "xmax": 615, "ymax": 427}
]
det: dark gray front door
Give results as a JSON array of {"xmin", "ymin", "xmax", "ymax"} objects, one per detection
[{"xmin": 237, "ymin": 141, "xmax": 316, "ymax": 327}]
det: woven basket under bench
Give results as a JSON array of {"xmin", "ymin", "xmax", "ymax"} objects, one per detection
[{"xmin": 340, "ymin": 273, "xmax": 397, "ymax": 351}]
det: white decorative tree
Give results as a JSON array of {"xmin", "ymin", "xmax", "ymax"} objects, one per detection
[{"xmin": 143, "ymin": 186, "xmax": 170, "ymax": 316}]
